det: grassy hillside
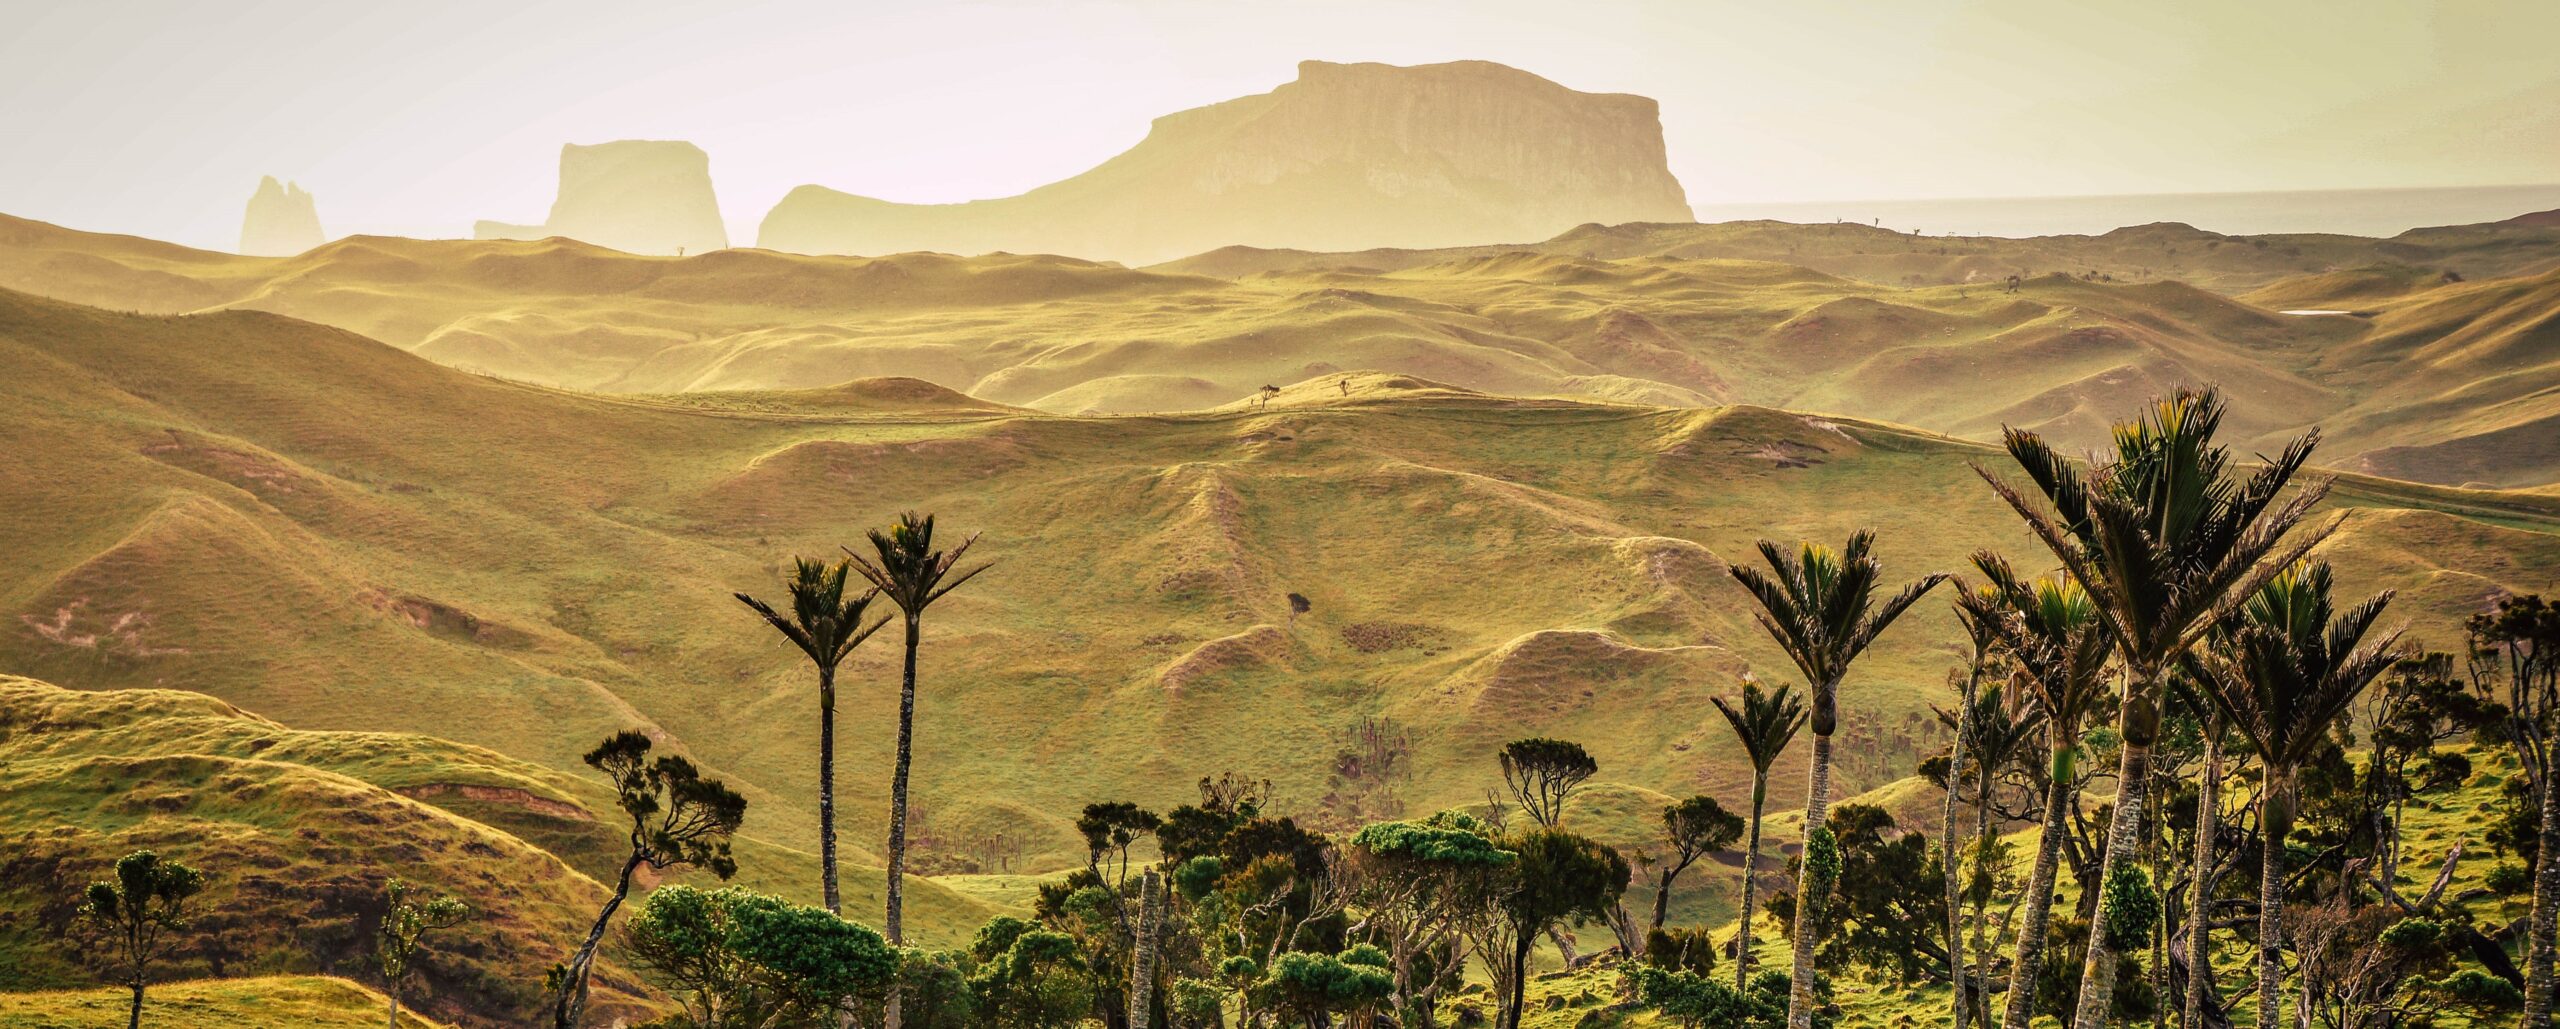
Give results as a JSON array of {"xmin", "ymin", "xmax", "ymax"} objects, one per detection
[
  {"xmin": 3, "ymin": 282, "xmax": 2552, "ymax": 938},
  {"xmin": 0, "ymin": 976, "xmax": 447, "ymax": 1029},
  {"xmin": 0, "ymin": 675, "xmax": 1008, "ymax": 1026},
  {"xmin": 4, "ymin": 213, "xmax": 2557, "ymax": 485}
]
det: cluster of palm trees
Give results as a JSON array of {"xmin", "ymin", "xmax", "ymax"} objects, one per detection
[
  {"xmin": 1703, "ymin": 387, "xmax": 2520, "ymax": 1029},
  {"xmin": 736, "ymin": 511, "xmax": 987, "ymax": 1029}
]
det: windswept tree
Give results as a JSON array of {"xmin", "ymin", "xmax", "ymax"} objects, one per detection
[
  {"xmin": 735, "ymin": 557, "xmax": 888, "ymax": 914},
  {"xmin": 2197, "ymin": 561, "xmax": 2400, "ymax": 1029},
  {"xmin": 625, "ymin": 884, "xmax": 899, "ymax": 1029},
  {"xmin": 2468, "ymin": 594, "xmax": 2560, "ymax": 1023},
  {"xmin": 848, "ymin": 510, "xmax": 989, "ymax": 962},
  {"xmin": 377, "ymin": 878, "xmax": 468, "ymax": 1029},
  {"xmin": 554, "ymin": 731, "xmax": 747, "ymax": 1029},
  {"xmin": 1968, "ymin": 552, "xmax": 2114, "ymax": 1029},
  {"xmin": 1711, "ymin": 680, "xmax": 1808, "ymax": 990},
  {"xmin": 1497, "ymin": 737, "xmax": 1597, "ymax": 829},
  {"xmin": 1343, "ymin": 811, "xmax": 1517, "ymax": 1023},
  {"xmin": 1975, "ymin": 387, "xmax": 2330, "ymax": 1029},
  {"xmin": 78, "ymin": 850, "xmax": 205, "ymax": 1029},
  {"xmin": 1728, "ymin": 531, "xmax": 1946, "ymax": 1029},
  {"xmin": 1648, "ymin": 796, "xmax": 1744, "ymax": 935}
]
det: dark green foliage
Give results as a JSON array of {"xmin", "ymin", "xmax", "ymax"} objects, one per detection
[
  {"xmin": 889, "ymin": 948, "xmax": 976, "ymax": 1029},
  {"xmin": 1807, "ymin": 805, "xmax": 1950, "ymax": 984},
  {"xmin": 625, "ymin": 885, "xmax": 898, "ymax": 1029},
  {"xmin": 2425, "ymin": 968, "xmax": 2526, "ymax": 1010},
  {"xmin": 2097, "ymin": 862, "xmax": 2159, "ymax": 951},
  {"xmin": 967, "ymin": 918, "xmax": 1094, "ymax": 1029},
  {"xmin": 2487, "ymin": 775, "xmax": 2541, "ymax": 870},
  {"xmin": 1250, "ymin": 948, "xmax": 1394, "ymax": 1024},
  {"xmin": 1346, "ymin": 811, "xmax": 1514, "ymax": 868},
  {"xmin": 1168, "ymin": 855, "xmax": 1225, "ymax": 901},
  {"xmin": 1625, "ymin": 963, "xmax": 1781, "ymax": 1028},
  {"xmin": 1645, "ymin": 926, "xmax": 1718, "ymax": 976},
  {"xmin": 1497, "ymin": 738, "xmax": 1598, "ymax": 828},
  {"xmin": 1490, "ymin": 828, "xmax": 1628, "ymax": 1026},
  {"xmin": 2489, "ymin": 862, "xmax": 2532, "ymax": 895}
]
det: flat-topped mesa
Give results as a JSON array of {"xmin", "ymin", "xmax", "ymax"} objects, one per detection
[
  {"xmin": 238, "ymin": 176, "xmax": 325, "ymax": 256},
  {"xmin": 476, "ymin": 140, "xmax": 729, "ymax": 256},
  {"xmin": 758, "ymin": 59, "xmax": 1695, "ymax": 265}
]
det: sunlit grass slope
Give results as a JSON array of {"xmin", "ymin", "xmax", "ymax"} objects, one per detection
[
  {"xmin": 4, "ymin": 212, "xmax": 2557, "ymax": 484},
  {"xmin": 0, "ymin": 976, "xmax": 447, "ymax": 1029}
]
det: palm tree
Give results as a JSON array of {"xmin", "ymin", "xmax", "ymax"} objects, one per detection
[
  {"xmin": 1937, "ymin": 674, "xmax": 2044, "ymax": 1025},
  {"xmin": 735, "ymin": 558, "xmax": 887, "ymax": 914},
  {"xmin": 1712, "ymin": 680, "xmax": 1807, "ymax": 991},
  {"xmin": 1729, "ymin": 533, "xmax": 1945, "ymax": 1029},
  {"xmin": 846, "ymin": 512, "xmax": 988, "ymax": 953},
  {"xmin": 1940, "ymin": 584, "xmax": 2002, "ymax": 1029},
  {"xmin": 2197, "ymin": 562, "xmax": 2399, "ymax": 1029},
  {"xmin": 1974, "ymin": 387, "xmax": 2331, "ymax": 1029},
  {"xmin": 1967, "ymin": 553, "xmax": 2115, "ymax": 1029}
]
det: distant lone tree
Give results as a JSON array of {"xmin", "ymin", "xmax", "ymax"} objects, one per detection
[
  {"xmin": 735, "ymin": 557, "xmax": 888, "ymax": 914},
  {"xmin": 553, "ymin": 731, "xmax": 746, "ymax": 1029},
  {"xmin": 847, "ymin": 512, "xmax": 988, "ymax": 965},
  {"xmin": 1498, "ymin": 738, "xmax": 1598, "ymax": 829},
  {"xmin": 377, "ymin": 877, "xmax": 468, "ymax": 1029},
  {"xmin": 1286, "ymin": 592, "xmax": 1311, "ymax": 626},
  {"xmin": 79, "ymin": 849, "xmax": 205, "ymax": 1029},
  {"xmin": 1255, "ymin": 384, "xmax": 1282, "ymax": 410}
]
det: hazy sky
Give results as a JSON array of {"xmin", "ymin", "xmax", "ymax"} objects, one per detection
[{"xmin": 5, "ymin": 0, "xmax": 2555, "ymax": 251}]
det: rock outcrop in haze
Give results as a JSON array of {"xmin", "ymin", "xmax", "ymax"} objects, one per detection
[
  {"xmin": 476, "ymin": 141, "xmax": 728, "ymax": 256},
  {"xmin": 238, "ymin": 176, "xmax": 324, "ymax": 256},
  {"xmin": 758, "ymin": 60, "xmax": 1695, "ymax": 264}
]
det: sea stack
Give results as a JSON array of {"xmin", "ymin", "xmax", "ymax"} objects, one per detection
[
  {"xmin": 476, "ymin": 140, "xmax": 729, "ymax": 256},
  {"xmin": 758, "ymin": 60, "xmax": 1696, "ymax": 264},
  {"xmin": 238, "ymin": 176, "xmax": 325, "ymax": 256}
]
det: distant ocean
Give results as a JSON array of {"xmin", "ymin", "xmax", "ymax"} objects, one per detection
[{"xmin": 1689, "ymin": 184, "xmax": 2560, "ymax": 239}]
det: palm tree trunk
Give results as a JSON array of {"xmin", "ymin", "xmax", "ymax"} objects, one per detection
[
  {"xmin": 819, "ymin": 665, "xmax": 840, "ymax": 915},
  {"xmin": 1786, "ymin": 730, "xmax": 1835, "ymax": 1029},
  {"xmin": 2256, "ymin": 771, "xmax": 2291, "ymax": 1029},
  {"xmin": 1129, "ymin": 868, "xmax": 1164, "ymax": 1029},
  {"xmin": 2067, "ymin": 733, "xmax": 2152, "ymax": 1029},
  {"xmin": 2527, "ymin": 765, "xmax": 2560, "ymax": 1026},
  {"xmin": 1969, "ymin": 773, "xmax": 1996, "ymax": 1027},
  {"xmin": 2001, "ymin": 741, "xmax": 2073, "ymax": 1029},
  {"xmin": 1943, "ymin": 676, "xmax": 1977, "ymax": 1029},
  {"xmin": 2183, "ymin": 723, "xmax": 2220, "ymax": 1029},
  {"xmin": 556, "ymin": 854, "xmax": 642, "ymax": 1029},
  {"xmin": 1737, "ymin": 773, "xmax": 1768, "ymax": 991},
  {"xmin": 885, "ymin": 617, "xmax": 922, "ymax": 1029}
]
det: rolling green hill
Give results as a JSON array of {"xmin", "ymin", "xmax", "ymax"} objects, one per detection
[
  {"xmin": 3, "ymin": 278, "xmax": 2552, "ymax": 866},
  {"xmin": 4, "ymin": 212, "xmax": 2557, "ymax": 486}
]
